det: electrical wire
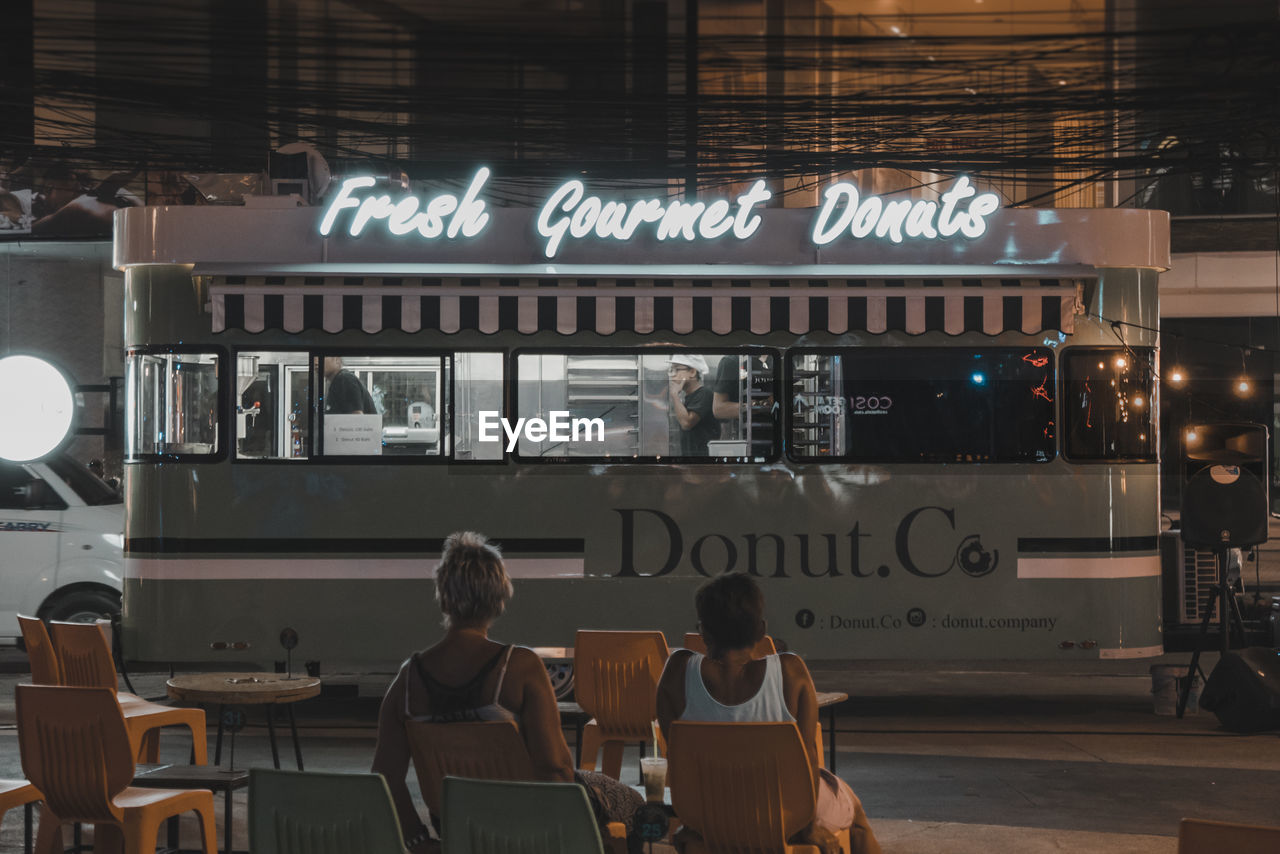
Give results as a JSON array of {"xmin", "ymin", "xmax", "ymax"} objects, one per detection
[{"xmin": 0, "ymin": 1, "xmax": 1275, "ymax": 208}]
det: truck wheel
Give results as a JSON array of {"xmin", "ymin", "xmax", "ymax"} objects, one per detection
[
  {"xmin": 545, "ymin": 662, "xmax": 575, "ymax": 701},
  {"xmin": 42, "ymin": 589, "xmax": 121, "ymax": 624}
]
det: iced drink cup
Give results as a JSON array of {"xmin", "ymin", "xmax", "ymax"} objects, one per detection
[{"xmin": 640, "ymin": 756, "xmax": 668, "ymax": 801}]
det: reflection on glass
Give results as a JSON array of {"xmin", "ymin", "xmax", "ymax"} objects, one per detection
[
  {"xmin": 1063, "ymin": 348, "xmax": 1156, "ymax": 461},
  {"xmin": 126, "ymin": 353, "xmax": 220, "ymax": 457},
  {"xmin": 454, "ymin": 352, "xmax": 501, "ymax": 460},
  {"xmin": 790, "ymin": 348, "xmax": 1056, "ymax": 463},
  {"xmin": 235, "ymin": 352, "xmax": 309, "ymax": 460},
  {"xmin": 321, "ymin": 355, "xmax": 443, "ymax": 456},
  {"xmin": 514, "ymin": 352, "xmax": 776, "ymax": 461}
]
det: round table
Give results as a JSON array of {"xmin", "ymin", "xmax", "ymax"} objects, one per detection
[{"xmin": 167, "ymin": 673, "xmax": 321, "ymax": 770}]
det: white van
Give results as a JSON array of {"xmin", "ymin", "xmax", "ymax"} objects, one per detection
[{"xmin": 0, "ymin": 453, "xmax": 123, "ymax": 637}]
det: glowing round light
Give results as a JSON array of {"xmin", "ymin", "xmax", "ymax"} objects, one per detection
[
  {"xmin": 1186, "ymin": 430, "xmax": 1199, "ymax": 443},
  {"xmin": 971, "ymin": 372, "xmax": 986, "ymax": 385},
  {"xmin": 0, "ymin": 356, "xmax": 76, "ymax": 462},
  {"xmin": 1115, "ymin": 357, "xmax": 1127, "ymax": 369},
  {"xmin": 1133, "ymin": 396, "xmax": 1144, "ymax": 408},
  {"xmin": 1169, "ymin": 369, "xmax": 1185, "ymax": 385},
  {"xmin": 1235, "ymin": 378, "xmax": 1251, "ymax": 395}
]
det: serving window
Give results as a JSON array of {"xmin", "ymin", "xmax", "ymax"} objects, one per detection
[
  {"xmin": 126, "ymin": 352, "xmax": 221, "ymax": 458},
  {"xmin": 788, "ymin": 347, "xmax": 1056, "ymax": 463},
  {"xmin": 513, "ymin": 350, "xmax": 779, "ymax": 461},
  {"xmin": 1061, "ymin": 347, "xmax": 1156, "ymax": 462}
]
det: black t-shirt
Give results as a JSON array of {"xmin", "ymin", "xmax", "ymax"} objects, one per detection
[
  {"xmin": 326, "ymin": 370, "xmax": 376, "ymax": 414},
  {"xmin": 678, "ymin": 386, "xmax": 719, "ymax": 456},
  {"xmin": 714, "ymin": 356, "xmax": 741, "ymax": 404}
]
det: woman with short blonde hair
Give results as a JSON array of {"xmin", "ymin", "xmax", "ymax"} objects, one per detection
[
  {"xmin": 433, "ymin": 531, "xmax": 513, "ymax": 626},
  {"xmin": 373, "ymin": 530, "xmax": 640, "ymax": 852}
]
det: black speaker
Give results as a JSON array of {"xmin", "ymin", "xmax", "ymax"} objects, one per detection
[
  {"xmin": 1180, "ymin": 422, "xmax": 1270, "ymax": 549},
  {"xmin": 1181, "ymin": 465, "xmax": 1269, "ymax": 548},
  {"xmin": 1199, "ymin": 647, "xmax": 1280, "ymax": 732}
]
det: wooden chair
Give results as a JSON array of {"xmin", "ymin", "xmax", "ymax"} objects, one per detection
[
  {"xmin": 0, "ymin": 779, "xmax": 43, "ymax": 854},
  {"xmin": 249, "ymin": 769, "xmax": 404, "ymax": 854},
  {"xmin": 668, "ymin": 721, "xmax": 850, "ymax": 854},
  {"xmin": 16, "ymin": 616, "xmax": 61, "ymax": 686},
  {"xmin": 682, "ymin": 632, "xmax": 778, "ymax": 658},
  {"xmin": 15, "ymin": 684, "xmax": 217, "ymax": 854},
  {"xmin": 574, "ymin": 630, "xmax": 669, "ymax": 779},
  {"xmin": 406, "ymin": 720, "xmax": 627, "ymax": 854},
  {"xmin": 441, "ymin": 777, "xmax": 605, "ymax": 854},
  {"xmin": 1177, "ymin": 817, "xmax": 1280, "ymax": 854},
  {"xmin": 47, "ymin": 620, "xmax": 209, "ymax": 764}
]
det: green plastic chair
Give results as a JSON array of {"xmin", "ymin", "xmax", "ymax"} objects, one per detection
[
  {"xmin": 250, "ymin": 769, "xmax": 404, "ymax": 854},
  {"xmin": 441, "ymin": 776, "xmax": 605, "ymax": 854}
]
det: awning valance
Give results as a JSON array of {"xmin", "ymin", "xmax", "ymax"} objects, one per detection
[{"xmin": 209, "ymin": 276, "xmax": 1084, "ymax": 337}]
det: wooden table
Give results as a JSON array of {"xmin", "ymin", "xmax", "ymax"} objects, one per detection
[
  {"xmin": 815, "ymin": 691, "xmax": 848, "ymax": 773},
  {"xmin": 167, "ymin": 673, "xmax": 321, "ymax": 771},
  {"xmin": 133, "ymin": 763, "xmax": 249, "ymax": 854}
]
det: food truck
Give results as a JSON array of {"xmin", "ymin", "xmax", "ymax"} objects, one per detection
[{"xmin": 113, "ymin": 173, "xmax": 1170, "ymax": 677}]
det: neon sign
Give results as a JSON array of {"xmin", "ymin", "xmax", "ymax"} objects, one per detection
[
  {"xmin": 318, "ymin": 171, "xmax": 1002, "ymax": 257},
  {"xmin": 812, "ymin": 176, "xmax": 1000, "ymax": 244},
  {"xmin": 319, "ymin": 169, "xmax": 491, "ymax": 239},
  {"xmin": 537, "ymin": 179, "xmax": 772, "ymax": 258}
]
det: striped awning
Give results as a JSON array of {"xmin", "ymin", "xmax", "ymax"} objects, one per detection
[{"xmin": 209, "ymin": 276, "xmax": 1084, "ymax": 336}]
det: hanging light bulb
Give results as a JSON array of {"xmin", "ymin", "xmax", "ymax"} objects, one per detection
[
  {"xmin": 1167, "ymin": 367, "xmax": 1186, "ymax": 386},
  {"xmin": 1235, "ymin": 377, "xmax": 1252, "ymax": 396}
]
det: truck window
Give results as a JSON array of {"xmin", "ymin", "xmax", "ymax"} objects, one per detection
[
  {"xmin": 0, "ymin": 463, "xmax": 67, "ymax": 511},
  {"xmin": 44, "ymin": 456, "xmax": 121, "ymax": 506}
]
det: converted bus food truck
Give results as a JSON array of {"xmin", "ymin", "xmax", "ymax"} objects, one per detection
[{"xmin": 113, "ymin": 172, "xmax": 1170, "ymax": 677}]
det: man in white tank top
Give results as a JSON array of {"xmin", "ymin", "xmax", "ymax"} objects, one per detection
[{"xmin": 656, "ymin": 572, "xmax": 881, "ymax": 854}]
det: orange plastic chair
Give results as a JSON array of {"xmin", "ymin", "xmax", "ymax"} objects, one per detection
[
  {"xmin": 16, "ymin": 616, "xmax": 61, "ymax": 686},
  {"xmin": 0, "ymin": 779, "xmax": 43, "ymax": 854},
  {"xmin": 48, "ymin": 621, "xmax": 209, "ymax": 765},
  {"xmin": 574, "ymin": 630, "xmax": 669, "ymax": 779},
  {"xmin": 668, "ymin": 721, "xmax": 850, "ymax": 854},
  {"xmin": 682, "ymin": 632, "xmax": 778, "ymax": 658},
  {"xmin": 405, "ymin": 721, "xmax": 536, "ymax": 819},
  {"xmin": 1177, "ymin": 817, "xmax": 1280, "ymax": 854},
  {"xmin": 677, "ymin": 636, "xmax": 827, "ymax": 768},
  {"xmin": 16, "ymin": 684, "xmax": 218, "ymax": 854},
  {"xmin": 406, "ymin": 720, "xmax": 627, "ymax": 853}
]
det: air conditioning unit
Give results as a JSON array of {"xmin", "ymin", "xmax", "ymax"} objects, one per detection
[{"xmin": 1179, "ymin": 541, "xmax": 1221, "ymax": 624}]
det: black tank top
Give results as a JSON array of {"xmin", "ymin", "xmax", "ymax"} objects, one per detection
[{"xmin": 409, "ymin": 645, "xmax": 516, "ymax": 723}]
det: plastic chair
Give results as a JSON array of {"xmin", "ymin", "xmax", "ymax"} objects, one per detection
[
  {"xmin": 574, "ymin": 630, "xmax": 669, "ymax": 778},
  {"xmin": 0, "ymin": 779, "xmax": 43, "ymax": 854},
  {"xmin": 249, "ymin": 769, "xmax": 403, "ymax": 854},
  {"xmin": 682, "ymin": 632, "xmax": 778, "ymax": 658},
  {"xmin": 16, "ymin": 616, "xmax": 60, "ymax": 685},
  {"xmin": 1177, "ymin": 817, "xmax": 1280, "ymax": 854},
  {"xmin": 48, "ymin": 620, "xmax": 209, "ymax": 764},
  {"xmin": 405, "ymin": 721, "xmax": 535, "ymax": 820},
  {"xmin": 668, "ymin": 721, "xmax": 850, "ymax": 854},
  {"xmin": 441, "ymin": 777, "xmax": 605, "ymax": 854},
  {"xmin": 15, "ymin": 684, "xmax": 217, "ymax": 854},
  {"xmin": 407, "ymin": 721, "xmax": 627, "ymax": 853}
]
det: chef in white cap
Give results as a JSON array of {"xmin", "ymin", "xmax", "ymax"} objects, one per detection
[{"xmin": 667, "ymin": 353, "xmax": 719, "ymax": 456}]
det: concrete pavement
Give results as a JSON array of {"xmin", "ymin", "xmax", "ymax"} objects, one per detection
[{"xmin": 0, "ymin": 652, "xmax": 1276, "ymax": 853}]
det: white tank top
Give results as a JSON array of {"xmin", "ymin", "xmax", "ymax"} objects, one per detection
[{"xmin": 679, "ymin": 652, "xmax": 795, "ymax": 723}]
